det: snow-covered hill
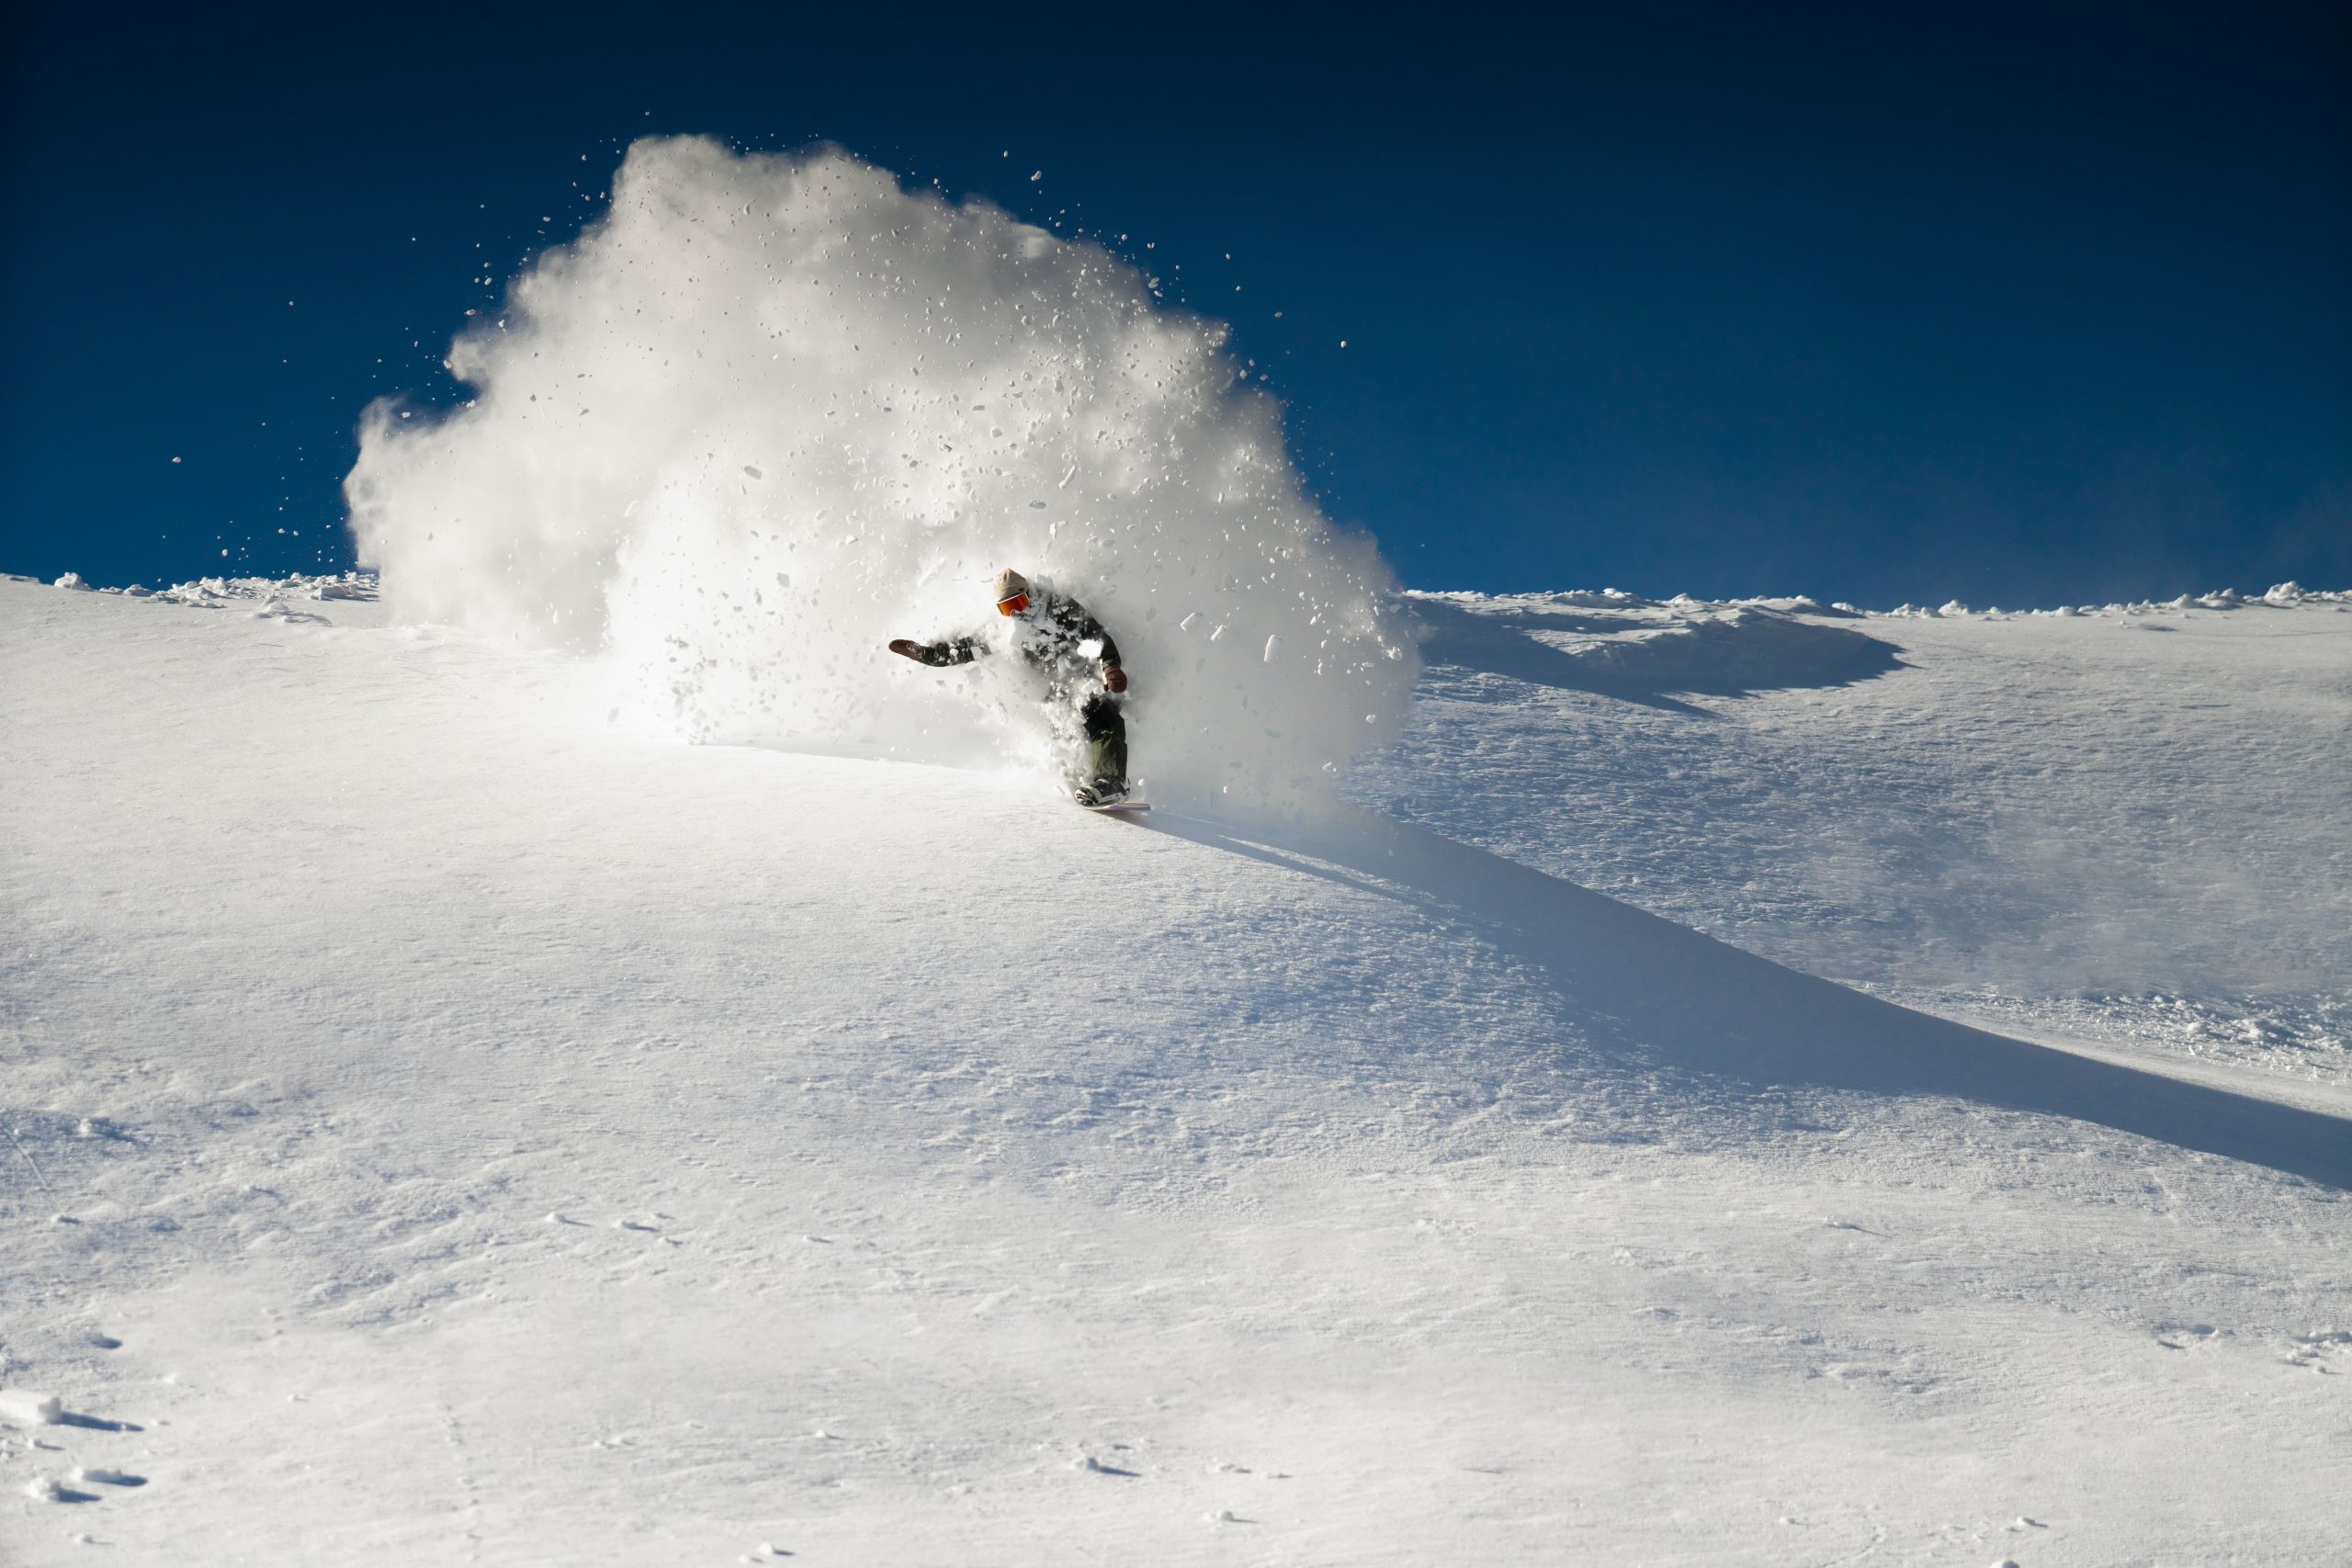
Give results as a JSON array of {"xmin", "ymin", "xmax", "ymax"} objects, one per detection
[
  {"xmin": 4, "ymin": 573, "xmax": 2348, "ymax": 1565},
  {"xmin": 1365, "ymin": 585, "xmax": 2352, "ymax": 1086}
]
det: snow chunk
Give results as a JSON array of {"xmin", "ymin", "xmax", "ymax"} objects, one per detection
[
  {"xmin": 0, "ymin": 1389, "xmax": 62, "ymax": 1425},
  {"xmin": 70, "ymin": 1466, "xmax": 141, "ymax": 1486},
  {"xmin": 52, "ymin": 572, "xmax": 89, "ymax": 591}
]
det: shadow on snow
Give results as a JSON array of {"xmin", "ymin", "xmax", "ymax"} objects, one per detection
[{"xmin": 1147, "ymin": 807, "xmax": 2352, "ymax": 1190}]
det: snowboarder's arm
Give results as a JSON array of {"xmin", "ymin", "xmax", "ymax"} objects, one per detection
[
  {"xmin": 1086, "ymin": 620, "xmax": 1127, "ymax": 692},
  {"xmin": 887, "ymin": 636, "xmax": 985, "ymax": 667}
]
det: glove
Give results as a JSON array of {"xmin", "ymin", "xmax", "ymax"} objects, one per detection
[
  {"xmin": 887, "ymin": 638, "xmax": 923, "ymax": 661},
  {"xmin": 1102, "ymin": 664, "xmax": 1128, "ymax": 694}
]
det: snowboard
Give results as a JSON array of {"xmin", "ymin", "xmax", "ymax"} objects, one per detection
[{"xmin": 1080, "ymin": 799, "xmax": 1150, "ymax": 815}]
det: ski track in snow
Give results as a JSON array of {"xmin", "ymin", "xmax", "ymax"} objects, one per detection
[{"xmin": 2, "ymin": 572, "xmax": 2349, "ymax": 1564}]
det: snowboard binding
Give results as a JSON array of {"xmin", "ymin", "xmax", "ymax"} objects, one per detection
[{"xmin": 1073, "ymin": 777, "xmax": 1146, "ymax": 812}]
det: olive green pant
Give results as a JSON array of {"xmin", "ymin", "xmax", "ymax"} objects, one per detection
[{"xmin": 1080, "ymin": 695, "xmax": 1127, "ymax": 785}]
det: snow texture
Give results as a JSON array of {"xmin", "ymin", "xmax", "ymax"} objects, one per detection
[
  {"xmin": 2, "ymin": 573, "xmax": 2348, "ymax": 1565},
  {"xmin": 345, "ymin": 137, "xmax": 1413, "ymax": 813},
  {"xmin": 1363, "ymin": 586, "xmax": 2352, "ymax": 1080}
]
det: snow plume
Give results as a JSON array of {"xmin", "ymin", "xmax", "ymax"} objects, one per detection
[{"xmin": 345, "ymin": 136, "xmax": 1415, "ymax": 813}]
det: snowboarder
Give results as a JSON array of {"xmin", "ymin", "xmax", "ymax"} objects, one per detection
[{"xmin": 888, "ymin": 569, "xmax": 1134, "ymax": 807}]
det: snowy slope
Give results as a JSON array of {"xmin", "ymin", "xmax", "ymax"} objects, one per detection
[
  {"xmin": 4, "ymin": 573, "xmax": 2350, "ymax": 1566},
  {"xmin": 1359, "ymin": 588, "xmax": 2352, "ymax": 1084}
]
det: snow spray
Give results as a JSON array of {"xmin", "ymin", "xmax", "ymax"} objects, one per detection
[{"xmin": 345, "ymin": 136, "xmax": 1417, "ymax": 812}]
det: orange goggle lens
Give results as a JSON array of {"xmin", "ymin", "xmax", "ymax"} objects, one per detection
[{"xmin": 996, "ymin": 592, "xmax": 1030, "ymax": 615}]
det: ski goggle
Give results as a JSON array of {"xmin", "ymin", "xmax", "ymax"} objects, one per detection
[{"xmin": 996, "ymin": 592, "xmax": 1030, "ymax": 616}]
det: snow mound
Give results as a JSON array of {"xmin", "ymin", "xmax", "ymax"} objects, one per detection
[
  {"xmin": 113, "ymin": 571, "xmax": 380, "ymax": 609},
  {"xmin": 345, "ymin": 136, "xmax": 1415, "ymax": 813},
  {"xmin": 1406, "ymin": 592, "xmax": 1901, "ymax": 699},
  {"xmin": 1873, "ymin": 582, "xmax": 2349, "ymax": 618},
  {"xmin": 0, "ymin": 1389, "xmax": 62, "ymax": 1425}
]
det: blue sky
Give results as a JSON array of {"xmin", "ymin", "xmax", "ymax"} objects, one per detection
[{"xmin": 3, "ymin": 2, "xmax": 2345, "ymax": 604}]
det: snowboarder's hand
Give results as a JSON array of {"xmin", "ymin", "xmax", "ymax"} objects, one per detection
[
  {"xmin": 888, "ymin": 638, "xmax": 922, "ymax": 661},
  {"xmin": 1102, "ymin": 664, "xmax": 1128, "ymax": 694}
]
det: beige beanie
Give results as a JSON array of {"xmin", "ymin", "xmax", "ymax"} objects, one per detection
[{"xmin": 993, "ymin": 568, "xmax": 1031, "ymax": 602}]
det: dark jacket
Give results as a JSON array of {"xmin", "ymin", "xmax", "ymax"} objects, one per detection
[{"xmin": 908, "ymin": 590, "xmax": 1123, "ymax": 694}]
